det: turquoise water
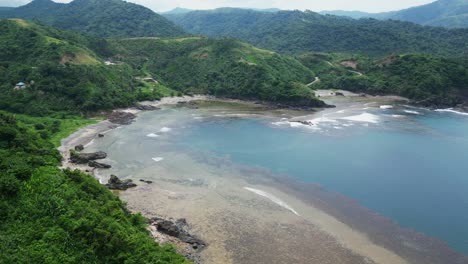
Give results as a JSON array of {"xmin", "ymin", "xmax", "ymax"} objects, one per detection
[{"xmin": 175, "ymin": 107, "xmax": 468, "ymax": 255}]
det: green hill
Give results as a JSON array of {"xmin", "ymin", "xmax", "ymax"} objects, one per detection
[
  {"xmin": 0, "ymin": 0, "xmax": 186, "ymax": 38},
  {"xmin": 299, "ymin": 53, "xmax": 468, "ymax": 107},
  {"xmin": 164, "ymin": 8, "xmax": 468, "ymax": 57},
  {"xmin": 322, "ymin": 0, "xmax": 468, "ymax": 28},
  {"xmin": 110, "ymin": 37, "xmax": 327, "ymax": 107},
  {"xmin": 387, "ymin": 0, "xmax": 468, "ymax": 28},
  {"xmin": 0, "ymin": 19, "xmax": 160, "ymax": 115}
]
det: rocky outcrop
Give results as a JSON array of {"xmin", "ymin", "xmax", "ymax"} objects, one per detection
[
  {"xmin": 150, "ymin": 217, "xmax": 206, "ymax": 251},
  {"xmin": 88, "ymin": 160, "xmax": 111, "ymax": 169},
  {"xmin": 98, "ymin": 134, "xmax": 104, "ymax": 138},
  {"xmin": 335, "ymin": 92, "xmax": 345, "ymax": 96},
  {"xmin": 291, "ymin": 120, "xmax": 314, "ymax": 126},
  {"xmin": 75, "ymin": 144, "xmax": 84, "ymax": 151},
  {"xmin": 107, "ymin": 111, "xmax": 136, "ymax": 125},
  {"xmin": 70, "ymin": 151, "xmax": 107, "ymax": 164},
  {"xmin": 105, "ymin": 175, "xmax": 137, "ymax": 190},
  {"xmin": 135, "ymin": 104, "xmax": 161, "ymax": 111}
]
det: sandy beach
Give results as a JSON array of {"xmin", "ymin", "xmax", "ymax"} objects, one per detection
[{"xmin": 58, "ymin": 94, "xmax": 468, "ymax": 264}]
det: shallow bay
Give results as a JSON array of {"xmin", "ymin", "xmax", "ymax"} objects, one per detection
[{"xmin": 87, "ymin": 98, "xmax": 468, "ymax": 263}]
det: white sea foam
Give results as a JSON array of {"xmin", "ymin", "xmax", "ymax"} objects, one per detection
[
  {"xmin": 404, "ymin": 110, "xmax": 421, "ymax": 115},
  {"xmin": 380, "ymin": 105, "xmax": 394, "ymax": 109},
  {"xmin": 160, "ymin": 127, "xmax": 172, "ymax": 133},
  {"xmin": 391, "ymin": 115, "xmax": 405, "ymax": 118},
  {"xmin": 310, "ymin": 117, "xmax": 337, "ymax": 124},
  {"xmin": 244, "ymin": 187, "xmax": 300, "ymax": 216},
  {"xmin": 435, "ymin": 109, "xmax": 468, "ymax": 116},
  {"xmin": 152, "ymin": 157, "xmax": 164, "ymax": 162},
  {"xmin": 341, "ymin": 113, "xmax": 379, "ymax": 123},
  {"xmin": 147, "ymin": 133, "xmax": 159, "ymax": 138}
]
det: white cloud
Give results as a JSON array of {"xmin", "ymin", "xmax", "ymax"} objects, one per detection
[{"xmin": 0, "ymin": 0, "xmax": 436, "ymax": 13}]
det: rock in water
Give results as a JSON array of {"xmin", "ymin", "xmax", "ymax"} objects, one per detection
[
  {"xmin": 75, "ymin": 144, "xmax": 84, "ymax": 151},
  {"xmin": 70, "ymin": 151, "xmax": 107, "ymax": 164},
  {"xmin": 88, "ymin": 161, "xmax": 111, "ymax": 169},
  {"xmin": 139, "ymin": 179, "xmax": 153, "ymax": 184},
  {"xmin": 98, "ymin": 134, "xmax": 104, "ymax": 138},
  {"xmin": 151, "ymin": 217, "xmax": 207, "ymax": 251},
  {"xmin": 105, "ymin": 175, "xmax": 137, "ymax": 190}
]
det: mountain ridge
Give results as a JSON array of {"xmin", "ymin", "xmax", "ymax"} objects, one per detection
[
  {"xmin": 321, "ymin": 0, "xmax": 468, "ymax": 28},
  {"xmin": 164, "ymin": 8, "xmax": 468, "ymax": 56},
  {"xmin": 0, "ymin": 0, "xmax": 187, "ymax": 37}
]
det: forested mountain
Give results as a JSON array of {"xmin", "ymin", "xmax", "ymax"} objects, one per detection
[
  {"xmin": 0, "ymin": 0, "xmax": 186, "ymax": 37},
  {"xmin": 110, "ymin": 37, "xmax": 326, "ymax": 107},
  {"xmin": 0, "ymin": 19, "xmax": 328, "ymax": 114},
  {"xmin": 0, "ymin": 19, "xmax": 150, "ymax": 115},
  {"xmin": 164, "ymin": 8, "xmax": 468, "ymax": 56},
  {"xmin": 300, "ymin": 53, "xmax": 468, "ymax": 107},
  {"xmin": 321, "ymin": 0, "xmax": 468, "ymax": 28}
]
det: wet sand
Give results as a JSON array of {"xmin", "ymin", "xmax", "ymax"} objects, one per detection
[{"xmin": 59, "ymin": 94, "xmax": 468, "ymax": 264}]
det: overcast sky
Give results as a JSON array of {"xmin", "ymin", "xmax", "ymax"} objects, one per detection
[{"xmin": 0, "ymin": 0, "xmax": 436, "ymax": 13}]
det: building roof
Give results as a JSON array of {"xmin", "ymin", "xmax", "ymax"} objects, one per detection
[{"xmin": 17, "ymin": 82, "xmax": 25, "ymax": 86}]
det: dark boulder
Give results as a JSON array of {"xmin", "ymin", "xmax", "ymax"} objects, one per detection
[
  {"xmin": 88, "ymin": 161, "xmax": 111, "ymax": 169},
  {"xmin": 105, "ymin": 175, "xmax": 137, "ymax": 190},
  {"xmin": 98, "ymin": 134, "xmax": 104, "ymax": 138},
  {"xmin": 152, "ymin": 218, "xmax": 207, "ymax": 251},
  {"xmin": 135, "ymin": 104, "xmax": 160, "ymax": 111},
  {"xmin": 107, "ymin": 111, "xmax": 136, "ymax": 125},
  {"xmin": 75, "ymin": 144, "xmax": 84, "ymax": 151},
  {"xmin": 335, "ymin": 92, "xmax": 345, "ymax": 96},
  {"xmin": 140, "ymin": 179, "xmax": 153, "ymax": 184},
  {"xmin": 70, "ymin": 151, "xmax": 107, "ymax": 164}
]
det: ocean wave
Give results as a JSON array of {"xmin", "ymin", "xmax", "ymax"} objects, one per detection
[
  {"xmin": 380, "ymin": 105, "xmax": 394, "ymax": 109},
  {"xmin": 404, "ymin": 110, "xmax": 421, "ymax": 115},
  {"xmin": 147, "ymin": 133, "xmax": 159, "ymax": 138},
  {"xmin": 160, "ymin": 127, "xmax": 172, "ymax": 133},
  {"xmin": 152, "ymin": 157, "xmax": 164, "ymax": 162},
  {"xmin": 341, "ymin": 113, "xmax": 379, "ymax": 123},
  {"xmin": 244, "ymin": 187, "xmax": 300, "ymax": 216},
  {"xmin": 309, "ymin": 117, "xmax": 338, "ymax": 124},
  {"xmin": 435, "ymin": 109, "xmax": 468, "ymax": 116}
]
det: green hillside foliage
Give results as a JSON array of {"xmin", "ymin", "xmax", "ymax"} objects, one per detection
[
  {"xmin": 386, "ymin": 0, "xmax": 468, "ymax": 28},
  {"xmin": 0, "ymin": 112, "xmax": 189, "ymax": 263},
  {"xmin": 164, "ymin": 8, "xmax": 468, "ymax": 56},
  {"xmin": 301, "ymin": 53, "xmax": 468, "ymax": 107},
  {"xmin": 0, "ymin": 19, "xmax": 165, "ymax": 115},
  {"xmin": 0, "ymin": 0, "xmax": 186, "ymax": 38},
  {"xmin": 322, "ymin": 0, "xmax": 468, "ymax": 28},
  {"xmin": 110, "ymin": 37, "xmax": 327, "ymax": 107}
]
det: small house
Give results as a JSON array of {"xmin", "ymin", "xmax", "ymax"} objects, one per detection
[{"xmin": 14, "ymin": 82, "xmax": 26, "ymax": 90}]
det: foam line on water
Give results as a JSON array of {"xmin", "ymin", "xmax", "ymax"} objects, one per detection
[
  {"xmin": 435, "ymin": 109, "xmax": 468, "ymax": 116},
  {"xmin": 244, "ymin": 187, "xmax": 300, "ymax": 216},
  {"xmin": 160, "ymin": 127, "xmax": 172, "ymax": 133},
  {"xmin": 341, "ymin": 113, "xmax": 379, "ymax": 123},
  {"xmin": 152, "ymin": 157, "xmax": 164, "ymax": 162}
]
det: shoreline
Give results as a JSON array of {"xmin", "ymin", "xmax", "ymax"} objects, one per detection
[{"xmin": 58, "ymin": 94, "xmax": 468, "ymax": 264}]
